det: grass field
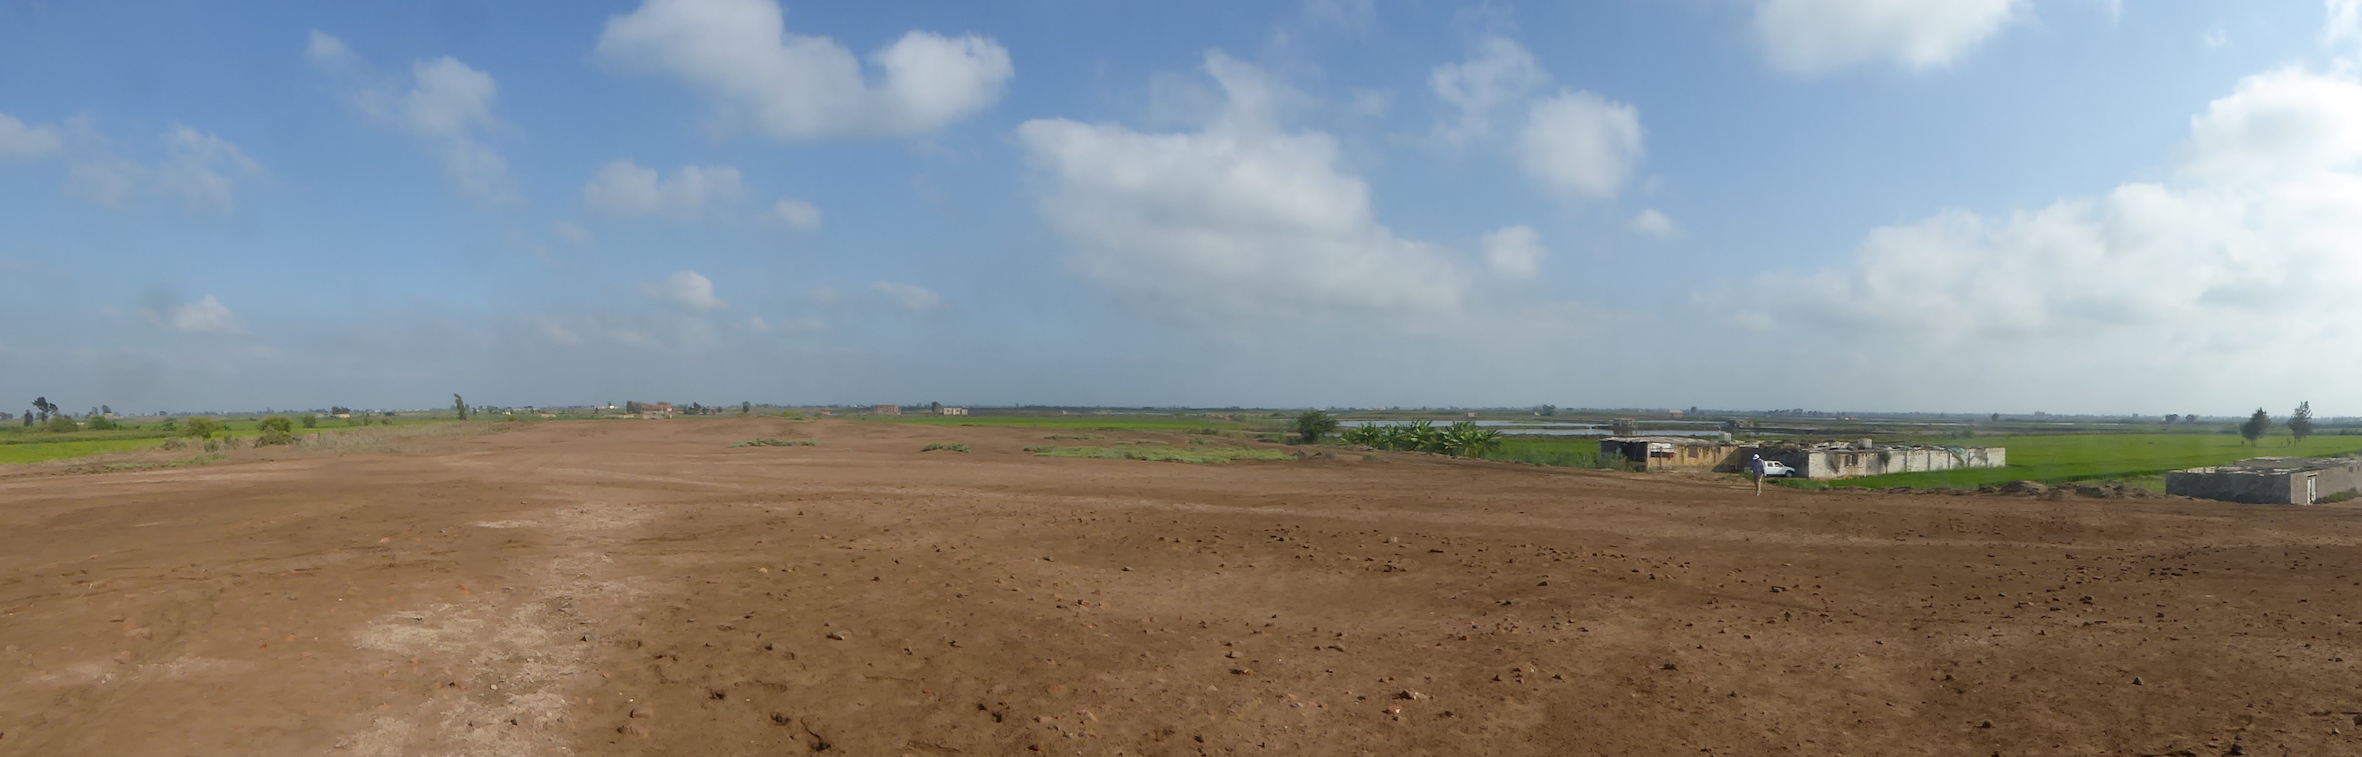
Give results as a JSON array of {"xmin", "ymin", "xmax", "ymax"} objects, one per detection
[
  {"xmin": 1817, "ymin": 433, "xmax": 2362, "ymax": 489},
  {"xmin": 0, "ymin": 438, "xmax": 172, "ymax": 464},
  {"xmin": 0, "ymin": 416, "xmax": 459, "ymax": 465},
  {"xmin": 1475, "ymin": 436, "xmax": 1615, "ymax": 468}
]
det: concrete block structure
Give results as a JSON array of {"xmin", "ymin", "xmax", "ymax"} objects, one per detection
[
  {"xmin": 939, "ymin": 407, "xmax": 969, "ymax": 416},
  {"xmin": 1599, "ymin": 437, "xmax": 1745, "ymax": 472},
  {"xmin": 1743, "ymin": 441, "xmax": 2007, "ymax": 480},
  {"xmin": 874, "ymin": 405, "xmax": 901, "ymax": 416},
  {"xmin": 2166, "ymin": 457, "xmax": 2362, "ymax": 505}
]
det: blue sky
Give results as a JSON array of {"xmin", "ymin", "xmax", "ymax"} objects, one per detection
[{"xmin": 4, "ymin": 0, "xmax": 2359, "ymax": 415}]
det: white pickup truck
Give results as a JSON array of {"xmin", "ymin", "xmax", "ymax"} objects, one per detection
[{"xmin": 1756, "ymin": 460, "xmax": 1797, "ymax": 478}]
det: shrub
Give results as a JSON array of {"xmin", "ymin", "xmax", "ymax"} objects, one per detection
[
  {"xmin": 301, "ymin": 415, "xmax": 318, "ymax": 429},
  {"xmin": 731, "ymin": 438, "xmax": 819, "ymax": 447},
  {"xmin": 921, "ymin": 443, "xmax": 971, "ymax": 453},
  {"xmin": 1294, "ymin": 410, "xmax": 1340, "ymax": 444},
  {"xmin": 44, "ymin": 416, "xmax": 78, "ymax": 433},
  {"xmin": 183, "ymin": 417, "xmax": 224, "ymax": 440},
  {"xmin": 85, "ymin": 416, "xmax": 120, "ymax": 431},
  {"xmin": 257, "ymin": 415, "xmax": 298, "ymax": 446}
]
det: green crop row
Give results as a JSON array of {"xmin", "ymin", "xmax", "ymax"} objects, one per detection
[{"xmin": 1339, "ymin": 420, "xmax": 1503, "ymax": 457}]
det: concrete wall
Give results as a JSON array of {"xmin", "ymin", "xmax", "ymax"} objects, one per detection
[
  {"xmin": 1600, "ymin": 439, "xmax": 1744, "ymax": 472},
  {"xmin": 2166, "ymin": 469, "xmax": 2303, "ymax": 504},
  {"xmin": 2323, "ymin": 462, "xmax": 2362, "ymax": 501},
  {"xmin": 2167, "ymin": 460, "xmax": 2362, "ymax": 505},
  {"xmin": 1745, "ymin": 446, "xmax": 2006, "ymax": 480}
]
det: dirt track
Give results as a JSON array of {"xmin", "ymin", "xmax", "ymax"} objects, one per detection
[{"xmin": 5, "ymin": 418, "xmax": 2362, "ymax": 756}]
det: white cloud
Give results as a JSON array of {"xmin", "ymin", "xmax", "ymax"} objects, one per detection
[
  {"xmin": 155, "ymin": 126, "xmax": 265, "ymax": 213},
  {"xmin": 1481, "ymin": 225, "xmax": 1545, "ymax": 278},
  {"xmin": 1018, "ymin": 53, "xmax": 1476, "ymax": 324},
  {"xmin": 64, "ymin": 158, "xmax": 146, "ymax": 208},
  {"xmin": 2178, "ymin": 67, "xmax": 2362, "ymax": 184},
  {"xmin": 1631, "ymin": 208, "xmax": 1679, "ymax": 237},
  {"xmin": 305, "ymin": 29, "xmax": 358, "ymax": 70},
  {"xmin": 584, "ymin": 161, "xmax": 747, "ymax": 219},
  {"xmin": 404, "ymin": 58, "xmax": 510, "ymax": 202},
  {"xmin": 401, "ymin": 58, "xmax": 500, "ymax": 138},
  {"xmin": 60, "ymin": 127, "xmax": 263, "ymax": 212},
  {"xmin": 2331, "ymin": 0, "xmax": 2362, "ymax": 49},
  {"xmin": 0, "ymin": 113, "xmax": 62, "ymax": 159},
  {"xmin": 871, "ymin": 281, "xmax": 944, "ymax": 313},
  {"xmin": 1751, "ymin": 0, "xmax": 2022, "ymax": 75},
  {"xmin": 1743, "ymin": 66, "xmax": 2362, "ymax": 399},
  {"xmin": 535, "ymin": 315, "xmax": 587, "ymax": 345},
  {"xmin": 642, "ymin": 270, "xmax": 728, "ymax": 312},
  {"xmin": 1431, "ymin": 36, "xmax": 1549, "ymax": 142},
  {"xmin": 768, "ymin": 197, "xmax": 823, "ymax": 230},
  {"xmin": 309, "ymin": 32, "xmax": 513, "ymax": 203},
  {"xmin": 139, "ymin": 295, "xmax": 246, "ymax": 335},
  {"xmin": 553, "ymin": 221, "xmax": 595, "ymax": 246},
  {"xmin": 595, "ymin": 0, "xmax": 1012, "ymax": 139},
  {"xmin": 1519, "ymin": 90, "xmax": 1645, "ymax": 198},
  {"xmin": 532, "ymin": 308, "xmax": 723, "ymax": 352},
  {"xmin": 1427, "ymin": 37, "xmax": 1649, "ymax": 202},
  {"xmin": 2203, "ymin": 28, "xmax": 2230, "ymax": 50}
]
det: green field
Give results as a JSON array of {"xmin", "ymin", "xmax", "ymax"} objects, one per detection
[
  {"xmin": 1476, "ymin": 436, "xmax": 1615, "ymax": 468},
  {"xmin": 1818, "ymin": 433, "xmax": 2362, "ymax": 489},
  {"xmin": 0, "ymin": 438, "xmax": 173, "ymax": 464},
  {"xmin": 0, "ymin": 416, "xmax": 458, "ymax": 465}
]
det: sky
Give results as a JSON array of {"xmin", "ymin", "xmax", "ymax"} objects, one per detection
[{"xmin": 3, "ymin": 0, "xmax": 2360, "ymax": 416}]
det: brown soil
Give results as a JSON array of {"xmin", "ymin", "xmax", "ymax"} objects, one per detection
[{"xmin": 4, "ymin": 418, "xmax": 2359, "ymax": 756}]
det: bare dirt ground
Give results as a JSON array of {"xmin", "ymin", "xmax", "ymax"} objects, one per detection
[{"xmin": 5, "ymin": 418, "xmax": 2362, "ymax": 756}]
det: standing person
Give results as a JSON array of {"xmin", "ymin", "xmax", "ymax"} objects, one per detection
[{"xmin": 1750, "ymin": 454, "xmax": 1766, "ymax": 496}]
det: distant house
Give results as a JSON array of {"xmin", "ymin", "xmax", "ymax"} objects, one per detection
[
  {"xmin": 874, "ymin": 405, "xmax": 902, "ymax": 416},
  {"xmin": 1742, "ymin": 440, "xmax": 2005, "ymax": 480},
  {"xmin": 939, "ymin": 407, "xmax": 969, "ymax": 416},
  {"xmin": 633, "ymin": 401, "xmax": 675, "ymax": 419},
  {"xmin": 1600, "ymin": 437, "xmax": 1744, "ymax": 472},
  {"xmin": 2167, "ymin": 457, "xmax": 2362, "ymax": 505}
]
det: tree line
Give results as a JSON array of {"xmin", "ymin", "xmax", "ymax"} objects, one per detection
[{"xmin": 2239, "ymin": 401, "xmax": 2315, "ymax": 446}]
